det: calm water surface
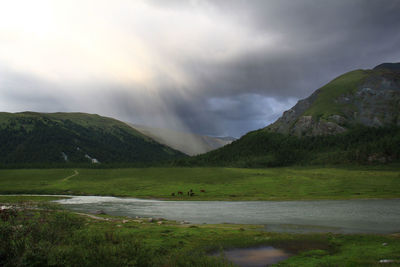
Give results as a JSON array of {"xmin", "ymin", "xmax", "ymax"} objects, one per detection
[
  {"xmin": 211, "ymin": 246, "xmax": 291, "ymax": 267},
  {"xmin": 53, "ymin": 196, "xmax": 400, "ymax": 234}
]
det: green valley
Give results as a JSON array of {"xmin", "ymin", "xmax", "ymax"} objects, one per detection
[
  {"xmin": 1, "ymin": 166, "xmax": 399, "ymax": 200},
  {"xmin": 2, "ymin": 1, "xmax": 400, "ymax": 265}
]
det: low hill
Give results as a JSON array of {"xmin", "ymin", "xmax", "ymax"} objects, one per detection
[
  {"xmin": 178, "ymin": 63, "xmax": 400, "ymax": 167},
  {"xmin": 128, "ymin": 124, "xmax": 235, "ymax": 155},
  {"xmin": 0, "ymin": 112, "xmax": 184, "ymax": 166}
]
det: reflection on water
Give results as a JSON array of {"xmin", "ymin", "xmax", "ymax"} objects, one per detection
[
  {"xmin": 53, "ymin": 196, "xmax": 400, "ymax": 234},
  {"xmin": 212, "ymin": 246, "xmax": 290, "ymax": 267}
]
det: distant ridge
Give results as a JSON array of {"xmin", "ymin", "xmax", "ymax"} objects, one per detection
[{"xmin": 128, "ymin": 124, "xmax": 235, "ymax": 156}]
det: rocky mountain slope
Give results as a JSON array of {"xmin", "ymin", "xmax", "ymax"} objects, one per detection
[
  {"xmin": 178, "ymin": 63, "xmax": 400, "ymax": 166},
  {"xmin": 266, "ymin": 63, "xmax": 400, "ymax": 136},
  {"xmin": 128, "ymin": 124, "xmax": 235, "ymax": 155},
  {"xmin": 0, "ymin": 112, "xmax": 184, "ymax": 165}
]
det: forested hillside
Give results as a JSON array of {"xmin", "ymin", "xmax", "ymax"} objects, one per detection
[
  {"xmin": 0, "ymin": 112, "xmax": 184, "ymax": 166},
  {"xmin": 177, "ymin": 125, "xmax": 400, "ymax": 167}
]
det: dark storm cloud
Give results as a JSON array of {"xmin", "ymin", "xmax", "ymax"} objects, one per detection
[
  {"xmin": 1, "ymin": 0, "xmax": 400, "ymax": 137},
  {"xmin": 167, "ymin": 93, "xmax": 296, "ymax": 137},
  {"xmin": 181, "ymin": 0, "xmax": 400, "ymax": 99},
  {"xmin": 164, "ymin": 0, "xmax": 400, "ymax": 136}
]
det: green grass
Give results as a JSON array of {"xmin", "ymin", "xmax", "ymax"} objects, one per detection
[
  {"xmin": 303, "ymin": 69, "xmax": 370, "ymax": 119},
  {"xmin": 1, "ymin": 199, "xmax": 400, "ymax": 266},
  {"xmin": 0, "ymin": 112, "xmax": 143, "ymax": 137},
  {"xmin": 0, "ymin": 166, "xmax": 399, "ymax": 200}
]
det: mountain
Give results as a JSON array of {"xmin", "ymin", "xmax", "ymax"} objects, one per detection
[
  {"xmin": 178, "ymin": 63, "xmax": 400, "ymax": 167},
  {"xmin": 0, "ymin": 112, "xmax": 184, "ymax": 166},
  {"xmin": 267, "ymin": 62, "xmax": 400, "ymax": 136},
  {"xmin": 128, "ymin": 124, "xmax": 235, "ymax": 156}
]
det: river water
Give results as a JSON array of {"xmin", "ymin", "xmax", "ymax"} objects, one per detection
[{"xmin": 52, "ymin": 196, "xmax": 400, "ymax": 234}]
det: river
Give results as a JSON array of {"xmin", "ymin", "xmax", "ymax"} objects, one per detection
[{"xmin": 52, "ymin": 196, "xmax": 400, "ymax": 234}]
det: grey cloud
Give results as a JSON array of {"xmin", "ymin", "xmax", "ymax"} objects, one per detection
[
  {"xmin": 158, "ymin": 93, "xmax": 296, "ymax": 137},
  {"xmin": 180, "ymin": 0, "xmax": 400, "ymax": 99},
  {"xmin": 0, "ymin": 70, "xmax": 68, "ymax": 112},
  {"xmin": 172, "ymin": 0, "xmax": 400, "ymax": 135},
  {"xmin": 1, "ymin": 0, "xmax": 400, "ymax": 138}
]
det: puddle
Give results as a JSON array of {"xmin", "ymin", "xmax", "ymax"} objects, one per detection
[{"xmin": 212, "ymin": 246, "xmax": 290, "ymax": 267}]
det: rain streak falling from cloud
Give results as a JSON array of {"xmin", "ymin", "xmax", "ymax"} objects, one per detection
[{"xmin": 0, "ymin": 0, "xmax": 399, "ymax": 137}]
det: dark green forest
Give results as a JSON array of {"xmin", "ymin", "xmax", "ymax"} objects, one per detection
[
  {"xmin": 0, "ymin": 112, "xmax": 184, "ymax": 166},
  {"xmin": 176, "ymin": 125, "xmax": 400, "ymax": 167},
  {"xmin": 1, "ymin": 112, "xmax": 399, "ymax": 168}
]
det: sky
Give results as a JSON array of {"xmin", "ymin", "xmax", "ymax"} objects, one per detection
[{"xmin": 1, "ymin": 0, "xmax": 400, "ymax": 137}]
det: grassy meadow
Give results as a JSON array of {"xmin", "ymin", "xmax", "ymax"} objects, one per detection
[
  {"xmin": 0, "ymin": 197, "xmax": 399, "ymax": 266},
  {"xmin": 0, "ymin": 166, "xmax": 399, "ymax": 200}
]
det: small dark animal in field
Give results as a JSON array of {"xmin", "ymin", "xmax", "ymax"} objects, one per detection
[
  {"xmin": 200, "ymin": 189, "xmax": 205, "ymax": 193},
  {"xmin": 171, "ymin": 192, "xmax": 175, "ymax": 196},
  {"xmin": 190, "ymin": 189, "xmax": 193, "ymax": 192},
  {"xmin": 177, "ymin": 191, "xmax": 183, "ymax": 195},
  {"xmin": 187, "ymin": 191, "xmax": 190, "ymax": 196},
  {"xmin": 190, "ymin": 192, "xmax": 195, "ymax": 197}
]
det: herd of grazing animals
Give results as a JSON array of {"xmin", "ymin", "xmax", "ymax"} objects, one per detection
[{"xmin": 171, "ymin": 189, "xmax": 206, "ymax": 197}]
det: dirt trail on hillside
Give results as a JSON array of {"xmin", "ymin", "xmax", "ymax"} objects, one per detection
[{"xmin": 62, "ymin": 170, "xmax": 79, "ymax": 181}]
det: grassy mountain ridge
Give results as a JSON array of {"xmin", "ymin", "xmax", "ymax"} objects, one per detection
[
  {"xmin": 267, "ymin": 64, "xmax": 400, "ymax": 136},
  {"xmin": 0, "ymin": 112, "xmax": 184, "ymax": 165}
]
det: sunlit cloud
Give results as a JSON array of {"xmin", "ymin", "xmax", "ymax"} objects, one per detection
[{"xmin": 0, "ymin": 0, "xmax": 276, "ymax": 87}]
